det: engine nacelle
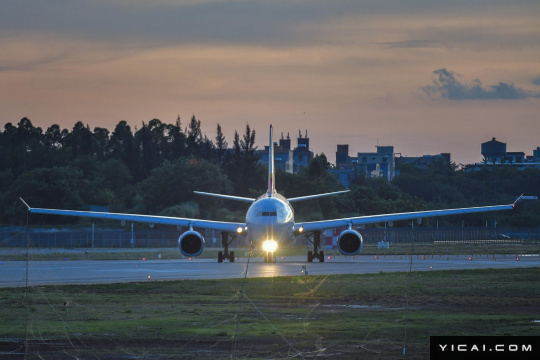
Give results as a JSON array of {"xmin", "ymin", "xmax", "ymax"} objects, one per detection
[
  {"xmin": 178, "ymin": 231, "xmax": 205, "ymax": 257},
  {"xmin": 337, "ymin": 229, "xmax": 363, "ymax": 256}
]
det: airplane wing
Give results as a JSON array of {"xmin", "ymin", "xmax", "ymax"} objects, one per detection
[
  {"xmin": 20, "ymin": 198, "xmax": 245, "ymax": 233},
  {"xmin": 296, "ymin": 198, "xmax": 520, "ymax": 233}
]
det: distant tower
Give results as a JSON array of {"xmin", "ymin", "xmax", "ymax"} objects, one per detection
[
  {"xmin": 293, "ymin": 129, "xmax": 313, "ymax": 173},
  {"xmin": 297, "ymin": 130, "xmax": 309, "ymax": 148},
  {"xmin": 336, "ymin": 145, "xmax": 349, "ymax": 166},
  {"xmin": 533, "ymin": 147, "xmax": 540, "ymax": 162},
  {"xmin": 279, "ymin": 132, "xmax": 291, "ymax": 151},
  {"xmin": 481, "ymin": 137, "xmax": 506, "ymax": 164}
]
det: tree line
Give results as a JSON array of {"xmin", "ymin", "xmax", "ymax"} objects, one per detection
[{"xmin": 1, "ymin": 117, "xmax": 538, "ymax": 227}]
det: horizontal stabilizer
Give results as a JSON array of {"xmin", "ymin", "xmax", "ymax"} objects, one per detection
[
  {"xmin": 193, "ymin": 191, "xmax": 255, "ymax": 203},
  {"xmin": 288, "ymin": 190, "xmax": 349, "ymax": 203}
]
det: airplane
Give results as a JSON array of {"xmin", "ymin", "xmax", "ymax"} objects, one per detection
[{"xmin": 20, "ymin": 125, "xmax": 524, "ymax": 263}]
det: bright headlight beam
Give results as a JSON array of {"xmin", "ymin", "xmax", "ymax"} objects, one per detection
[{"xmin": 263, "ymin": 239, "xmax": 278, "ymax": 253}]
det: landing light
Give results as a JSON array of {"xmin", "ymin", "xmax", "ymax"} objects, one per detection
[
  {"xmin": 237, "ymin": 226, "xmax": 243, "ymax": 234},
  {"xmin": 298, "ymin": 226, "xmax": 304, "ymax": 233},
  {"xmin": 263, "ymin": 239, "xmax": 278, "ymax": 253}
]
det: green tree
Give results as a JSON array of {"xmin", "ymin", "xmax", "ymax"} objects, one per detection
[
  {"xmin": 3, "ymin": 167, "xmax": 84, "ymax": 225},
  {"xmin": 67, "ymin": 121, "xmax": 93, "ymax": 158},
  {"xmin": 308, "ymin": 153, "xmax": 330, "ymax": 178},
  {"xmin": 200, "ymin": 135, "xmax": 215, "ymax": 161},
  {"xmin": 134, "ymin": 119, "xmax": 167, "ymax": 180},
  {"xmin": 43, "ymin": 124, "xmax": 70, "ymax": 167},
  {"xmin": 139, "ymin": 158, "xmax": 232, "ymax": 218},
  {"xmin": 0, "ymin": 123, "xmax": 15, "ymax": 171},
  {"xmin": 215, "ymin": 123, "xmax": 228, "ymax": 165},
  {"xmin": 92, "ymin": 127, "xmax": 110, "ymax": 159},
  {"xmin": 164, "ymin": 115, "xmax": 186, "ymax": 160},
  {"xmin": 2, "ymin": 118, "xmax": 44, "ymax": 174},
  {"xmin": 186, "ymin": 115, "xmax": 203, "ymax": 156},
  {"xmin": 226, "ymin": 124, "xmax": 263, "ymax": 196},
  {"xmin": 109, "ymin": 120, "xmax": 137, "ymax": 177}
]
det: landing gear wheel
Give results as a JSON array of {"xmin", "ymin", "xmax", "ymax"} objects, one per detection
[
  {"xmin": 229, "ymin": 251, "xmax": 235, "ymax": 263},
  {"xmin": 319, "ymin": 250, "xmax": 325, "ymax": 262},
  {"xmin": 265, "ymin": 252, "xmax": 274, "ymax": 263},
  {"xmin": 218, "ymin": 251, "xmax": 223, "ymax": 263},
  {"xmin": 307, "ymin": 251, "xmax": 313, "ymax": 263}
]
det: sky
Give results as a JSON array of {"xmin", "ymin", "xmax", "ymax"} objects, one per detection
[{"xmin": 1, "ymin": 0, "xmax": 539, "ymax": 165}]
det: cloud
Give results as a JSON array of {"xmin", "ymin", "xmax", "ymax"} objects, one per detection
[
  {"xmin": 4, "ymin": 1, "xmax": 537, "ymax": 50},
  {"xmin": 532, "ymin": 76, "xmax": 540, "ymax": 86},
  {"xmin": 423, "ymin": 68, "xmax": 539, "ymax": 100},
  {"xmin": 383, "ymin": 39, "xmax": 440, "ymax": 49},
  {"xmin": 0, "ymin": 1, "xmax": 344, "ymax": 48}
]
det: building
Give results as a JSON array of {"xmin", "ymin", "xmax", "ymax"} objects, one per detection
[
  {"xmin": 293, "ymin": 130, "xmax": 313, "ymax": 173},
  {"xmin": 335, "ymin": 145, "xmax": 354, "ymax": 169},
  {"xmin": 336, "ymin": 143, "xmax": 399, "ymax": 177},
  {"xmin": 465, "ymin": 137, "xmax": 540, "ymax": 171},
  {"xmin": 330, "ymin": 144, "xmax": 397, "ymax": 187},
  {"xmin": 505, "ymin": 152, "xmax": 525, "ymax": 164},
  {"xmin": 480, "ymin": 137, "xmax": 540, "ymax": 168},
  {"xmin": 395, "ymin": 153, "xmax": 451, "ymax": 169},
  {"xmin": 357, "ymin": 146, "xmax": 395, "ymax": 181},
  {"xmin": 258, "ymin": 132, "xmax": 293, "ymax": 173},
  {"xmin": 481, "ymin": 137, "xmax": 506, "ymax": 164},
  {"xmin": 328, "ymin": 168, "xmax": 354, "ymax": 188},
  {"xmin": 257, "ymin": 130, "xmax": 313, "ymax": 174},
  {"xmin": 331, "ymin": 144, "xmax": 356, "ymax": 188}
]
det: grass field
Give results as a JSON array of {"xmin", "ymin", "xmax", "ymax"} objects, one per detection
[{"xmin": 1, "ymin": 267, "xmax": 539, "ymax": 359}]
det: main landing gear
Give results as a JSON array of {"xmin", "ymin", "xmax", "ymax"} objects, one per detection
[
  {"xmin": 306, "ymin": 231, "xmax": 324, "ymax": 263},
  {"xmin": 218, "ymin": 231, "xmax": 236, "ymax": 263}
]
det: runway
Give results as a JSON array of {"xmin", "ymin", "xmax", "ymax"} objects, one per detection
[{"xmin": 1, "ymin": 254, "xmax": 539, "ymax": 287}]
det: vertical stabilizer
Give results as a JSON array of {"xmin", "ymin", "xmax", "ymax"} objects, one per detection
[{"xmin": 268, "ymin": 125, "xmax": 275, "ymax": 197}]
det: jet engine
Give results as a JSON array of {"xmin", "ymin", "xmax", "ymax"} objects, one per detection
[
  {"xmin": 178, "ymin": 231, "xmax": 205, "ymax": 257},
  {"xmin": 337, "ymin": 229, "xmax": 363, "ymax": 255}
]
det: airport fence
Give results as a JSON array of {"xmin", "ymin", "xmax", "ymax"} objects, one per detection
[
  {"xmin": 1, "ymin": 226, "xmax": 539, "ymax": 249},
  {"xmin": 356, "ymin": 226, "xmax": 540, "ymax": 244},
  {"xmin": 0, "ymin": 227, "xmax": 235, "ymax": 249}
]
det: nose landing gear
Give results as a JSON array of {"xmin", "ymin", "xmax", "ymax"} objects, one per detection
[{"xmin": 264, "ymin": 251, "xmax": 276, "ymax": 263}]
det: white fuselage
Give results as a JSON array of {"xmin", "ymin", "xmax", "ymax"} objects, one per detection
[{"xmin": 245, "ymin": 192, "xmax": 295, "ymax": 247}]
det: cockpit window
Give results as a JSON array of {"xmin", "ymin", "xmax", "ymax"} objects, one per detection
[{"xmin": 261, "ymin": 212, "xmax": 278, "ymax": 216}]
